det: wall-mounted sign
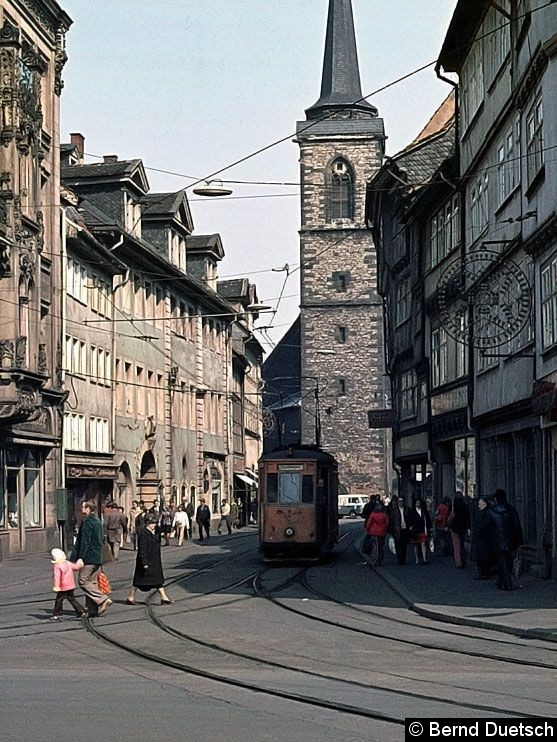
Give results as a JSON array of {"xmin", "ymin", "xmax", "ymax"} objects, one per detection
[
  {"xmin": 367, "ymin": 409, "xmax": 397, "ymax": 428},
  {"xmin": 431, "ymin": 386, "xmax": 467, "ymax": 416},
  {"xmin": 66, "ymin": 464, "xmax": 118, "ymax": 480}
]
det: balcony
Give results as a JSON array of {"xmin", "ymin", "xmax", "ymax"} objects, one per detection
[{"xmin": 0, "ymin": 337, "xmax": 48, "ymax": 422}]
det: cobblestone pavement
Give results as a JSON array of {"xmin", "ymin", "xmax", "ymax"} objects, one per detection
[{"xmin": 1, "ymin": 524, "xmax": 556, "ymax": 741}]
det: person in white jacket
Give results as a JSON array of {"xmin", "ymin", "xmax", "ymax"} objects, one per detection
[
  {"xmin": 172, "ymin": 506, "xmax": 190, "ymax": 546},
  {"xmin": 218, "ymin": 499, "xmax": 232, "ymax": 535}
]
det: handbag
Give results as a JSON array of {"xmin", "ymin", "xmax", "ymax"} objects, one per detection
[
  {"xmin": 388, "ymin": 535, "xmax": 396, "ymax": 555},
  {"xmin": 102, "ymin": 542, "xmax": 113, "ymax": 564},
  {"xmin": 97, "ymin": 569, "xmax": 112, "ymax": 595}
]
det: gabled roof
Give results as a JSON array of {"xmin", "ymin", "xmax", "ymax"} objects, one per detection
[
  {"xmin": 61, "ymin": 158, "xmax": 150, "ymax": 194},
  {"xmin": 140, "ymin": 191, "xmax": 194, "ymax": 233},
  {"xmin": 217, "ymin": 278, "xmax": 249, "ymax": 300},
  {"xmin": 438, "ymin": 0, "xmax": 486, "ymax": 73},
  {"xmin": 306, "ymin": 0, "xmax": 376, "ymax": 119},
  {"xmin": 187, "ymin": 233, "xmax": 225, "ymax": 261}
]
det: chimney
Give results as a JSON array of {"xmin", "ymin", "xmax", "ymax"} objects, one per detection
[
  {"xmin": 70, "ymin": 132, "xmax": 84, "ymax": 162},
  {"xmin": 103, "ymin": 155, "xmax": 118, "ymax": 164}
]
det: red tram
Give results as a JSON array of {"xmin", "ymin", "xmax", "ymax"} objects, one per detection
[{"xmin": 258, "ymin": 446, "xmax": 339, "ymax": 561}]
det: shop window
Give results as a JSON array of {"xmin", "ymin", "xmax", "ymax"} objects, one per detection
[{"xmin": 0, "ymin": 450, "xmax": 43, "ymax": 529}]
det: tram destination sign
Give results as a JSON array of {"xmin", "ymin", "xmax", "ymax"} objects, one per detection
[{"xmin": 367, "ymin": 409, "xmax": 397, "ymax": 428}]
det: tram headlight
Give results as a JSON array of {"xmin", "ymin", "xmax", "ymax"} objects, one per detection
[{"xmin": 284, "ymin": 527, "xmax": 295, "ymax": 537}]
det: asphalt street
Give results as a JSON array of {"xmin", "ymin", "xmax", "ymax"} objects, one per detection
[{"xmin": 1, "ymin": 524, "xmax": 556, "ymax": 742}]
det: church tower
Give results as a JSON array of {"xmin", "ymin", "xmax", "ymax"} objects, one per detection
[{"xmin": 296, "ymin": 0, "xmax": 387, "ymax": 495}]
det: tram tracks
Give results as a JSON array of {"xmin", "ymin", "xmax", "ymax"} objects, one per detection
[{"xmin": 83, "ymin": 531, "xmax": 553, "ymax": 723}]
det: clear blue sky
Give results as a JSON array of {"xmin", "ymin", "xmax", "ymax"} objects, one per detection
[{"xmin": 60, "ymin": 0, "xmax": 458, "ymax": 348}]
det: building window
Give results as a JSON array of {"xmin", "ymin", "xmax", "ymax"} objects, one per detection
[
  {"xmin": 541, "ymin": 256, "xmax": 557, "ymax": 349},
  {"xmin": 338, "ymin": 378, "xmax": 346, "ymax": 396},
  {"xmin": 89, "ymin": 417, "xmax": 110, "ymax": 453},
  {"xmin": 337, "ymin": 326, "xmax": 347, "ymax": 344},
  {"xmin": 329, "ymin": 159, "xmax": 354, "ymax": 221},
  {"xmin": 429, "ymin": 195, "xmax": 459, "ymax": 269},
  {"xmin": 497, "ymin": 120, "xmax": 520, "ymax": 206},
  {"xmin": 396, "ymin": 278, "xmax": 411, "ymax": 326},
  {"xmin": 469, "ymin": 172, "xmax": 489, "ymax": 242},
  {"xmin": 65, "ymin": 336, "xmax": 86, "ymax": 376},
  {"xmin": 526, "ymin": 91, "xmax": 543, "ymax": 186},
  {"xmin": 461, "ymin": 37, "xmax": 484, "ymax": 131},
  {"xmin": 1, "ymin": 449, "xmax": 43, "ymax": 529},
  {"xmin": 66, "ymin": 258, "xmax": 88, "ymax": 304},
  {"xmin": 400, "ymin": 370, "xmax": 417, "ymax": 418},
  {"xmin": 90, "ymin": 347, "xmax": 111, "ymax": 386},
  {"xmin": 431, "ymin": 328, "xmax": 448, "ymax": 388},
  {"xmin": 486, "ymin": 1, "xmax": 510, "ymax": 83},
  {"xmin": 124, "ymin": 191, "xmax": 142, "ymax": 238},
  {"xmin": 64, "ymin": 413, "xmax": 86, "ymax": 450},
  {"xmin": 91, "ymin": 276, "xmax": 112, "ymax": 318}
]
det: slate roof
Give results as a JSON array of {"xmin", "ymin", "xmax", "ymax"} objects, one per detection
[
  {"xmin": 390, "ymin": 121, "xmax": 455, "ymax": 188},
  {"xmin": 187, "ymin": 234, "xmax": 221, "ymax": 249},
  {"xmin": 217, "ymin": 278, "xmax": 249, "ymax": 300},
  {"xmin": 306, "ymin": 0, "xmax": 376, "ymax": 119},
  {"xmin": 78, "ymin": 197, "xmax": 118, "ymax": 229},
  {"xmin": 140, "ymin": 192, "xmax": 184, "ymax": 215},
  {"xmin": 61, "ymin": 159, "xmax": 142, "ymax": 180},
  {"xmin": 60, "ymin": 143, "xmax": 77, "ymax": 154}
]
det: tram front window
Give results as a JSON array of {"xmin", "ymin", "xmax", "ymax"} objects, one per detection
[{"xmin": 266, "ymin": 471, "xmax": 314, "ymax": 504}]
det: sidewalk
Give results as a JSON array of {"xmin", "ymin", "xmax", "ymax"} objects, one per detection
[{"xmin": 359, "ymin": 543, "xmax": 557, "ymax": 642}]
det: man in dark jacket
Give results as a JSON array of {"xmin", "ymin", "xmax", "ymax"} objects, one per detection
[
  {"xmin": 489, "ymin": 489, "xmax": 524, "ymax": 590},
  {"xmin": 389, "ymin": 497, "xmax": 411, "ymax": 565},
  {"xmin": 195, "ymin": 498, "xmax": 211, "ymax": 541},
  {"xmin": 71, "ymin": 500, "xmax": 111, "ymax": 615},
  {"xmin": 185, "ymin": 500, "xmax": 195, "ymax": 539}
]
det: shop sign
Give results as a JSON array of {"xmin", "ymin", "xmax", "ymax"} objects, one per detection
[
  {"xmin": 367, "ymin": 409, "xmax": 397, "ymax": 428},
  {"xmin": 66, "ymin": 464, "xmax": 118, "ymax": 480},
  {"xmin": 533, "ymin": 379, "xmax": 557, "ymax": 417},
  {"xmin": 431, "ymin": 386, "xmax": 467, "ymax": 416}
]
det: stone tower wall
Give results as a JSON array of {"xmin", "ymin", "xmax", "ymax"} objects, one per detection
[{"xmin": 298, "ymin": 134, "xmax": 388, "ymax": 495}]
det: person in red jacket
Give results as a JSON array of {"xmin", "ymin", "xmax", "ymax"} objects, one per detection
[{"xmin": 365, "ymin": 503, "xmax": 389, "ymax": 566}]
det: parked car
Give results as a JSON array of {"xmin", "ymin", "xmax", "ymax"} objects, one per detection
[{"xmin": 338, "ymin": 495, "xmax": 367, "ymax": 519}]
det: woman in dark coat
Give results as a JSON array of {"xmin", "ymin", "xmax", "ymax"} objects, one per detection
[
  {"xmin": 449, "ymin": 492, "xmax": 471, "ymax": 568},
  {"xmin": 127, "ymin": 514, "xmax": 172, "ymax": 605},
  {"xmin": 409, "ymin": 498, "xmax": 432, "ymax": 565},
  {"xmin": 471, "ymin": 497, "xmax": 492, "ymax": 579}
]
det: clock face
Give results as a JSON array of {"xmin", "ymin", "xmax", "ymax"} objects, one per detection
[{"xmin": 438, "ymin": 251, "xmax": 532, "ymax": 350}]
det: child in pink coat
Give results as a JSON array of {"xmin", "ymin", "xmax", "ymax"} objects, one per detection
[{"xmin": 51, "ymin": 548, "xmax": 87, "ymax": 620}]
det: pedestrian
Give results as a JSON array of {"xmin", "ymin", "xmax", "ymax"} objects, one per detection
[
  {"xmin": 185, "ymin": 499, "xmax": 195, "ymax": 539},
  {"xmin": 127, "ymin": 514, "xmax": 173, "ymax": 605},
  {"xmin": 365, "ymin": 502, "xmax": 389, "ymax": 566},
  {"xmin": 448, "ymin": 492, "xmax": 470, "ymax": 569},
  {"xmin": 230, "ymin": 499, "xmax": 239, "ymax": 530},
  {"xmin": 172, "ymin": 506, "xmax": 190, "ymax": 546},
  {"xmin": 471, "ymin": 497, "xmax": 492, "ymax": 580},
  {"xmin": 361, "ymin": 495, "xmax": 375, "ymax": 526},
  {"xmin": 70, "ymin": 500, "xmax": 112, "ymax": 616},
  {"xmin": 434, "ymin": 497, "xmax": 452, "ymax": 556},
  {"xmin": 159, "ymin": 503, "xmax": 174, "ymax": 546},
  {"xmin": 128, "ymin": 500, "xmax": 142, "ymax": 550},
  {"xmin": 409, "ymin": 497, "xmax": 432, "ymax": 565},
  {"xmin": 389, "ymin": 496, "xmax": 411, "ymax": 565},
  {"xmin": 489, "ymin": 489, "xmax": 523, "ymax": 591},
  {"xmin": 236, "ymin": 497, "xmax": 245, "ymax": 528},
  {"xmin": 250, "ymin": 498, "xmax": 258, "ymax": 524},
  {"xmin": 195, "ymin": 498, "xmax": 211, "ymax": 541},
  {"xmin": 218, "ymin": 499, "xmax": 232, "ymax": 535},
  {"xmin": 104, "ymin": 501, "xmax": 128, "ymax": 560},
  {"xmin": 50, "ymin": 548, "xmax": 87, "ymax": 620}
]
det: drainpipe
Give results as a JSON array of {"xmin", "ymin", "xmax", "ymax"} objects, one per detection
[
  {"xmin": 109, "ymin": 236, "xmax": 127, "ymax": 500},
  {"xmin": 59, "ymin": 207, "xmax": 68, "ymax": 544}
]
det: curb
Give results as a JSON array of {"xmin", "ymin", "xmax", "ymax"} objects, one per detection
[{"xmin": 355, "ymin": 544, "xmax": 557, "ymax": 644}]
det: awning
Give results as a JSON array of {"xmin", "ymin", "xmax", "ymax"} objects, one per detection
[{"xmin": 235, "ymin": 473, "xmax": 257, "ymax": 486}]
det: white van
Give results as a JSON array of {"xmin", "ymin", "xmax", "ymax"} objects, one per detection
[{"xmin": 338, "ymin": 495, "xmax": 367, "ymax": 519}]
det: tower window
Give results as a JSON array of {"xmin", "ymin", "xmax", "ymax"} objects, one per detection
[
  {"xmin": 333, "ymin": 272, "xmax": 348, "ymax": 292},
  {"xmin": 337, "ymin": 326, "xmax": 347, "ymax": 343},
  {"xmin": 329, "ymin": 159, "xmax": 354, "ymax": 221},
  {"xmin": 338, "ymin": 378, "xmax": 347, "ymax": 396}
]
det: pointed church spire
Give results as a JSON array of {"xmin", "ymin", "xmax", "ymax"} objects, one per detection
[{"xmin": 306, "ymin": 0, "xmax": 377, "ymax": 120}]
